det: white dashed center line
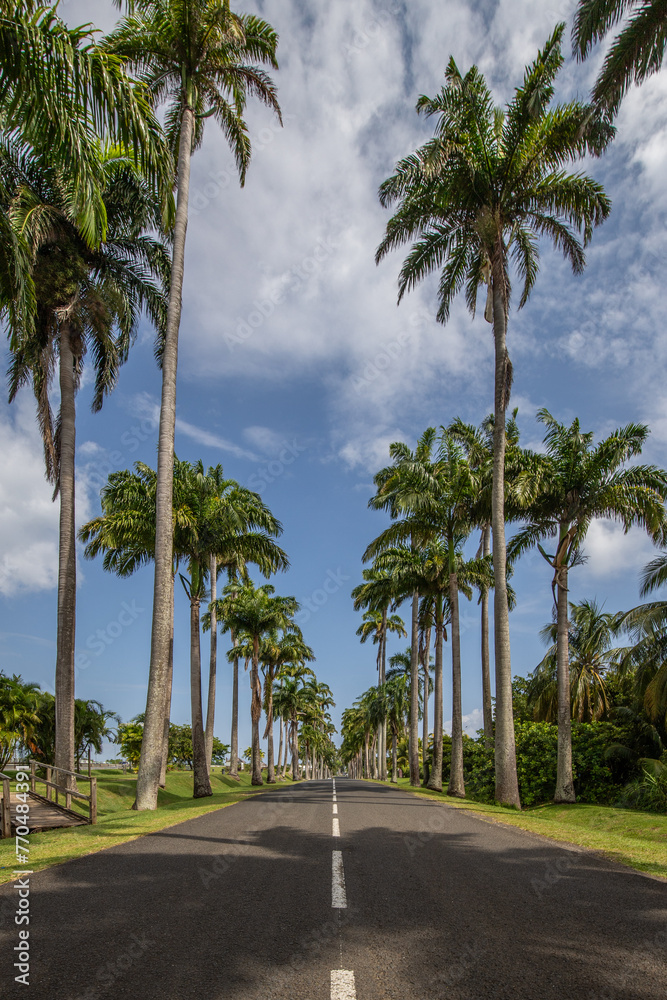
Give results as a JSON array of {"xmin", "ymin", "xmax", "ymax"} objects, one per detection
[
  {"xmin": 331, "ymin": 850, "xmax": 347, "ymax": 908},
  {"xmin": 333, "ymin": 802, "xmax": 338, "ymax": 814},
  {"xmin": 331, "ymin": 970, "xmax": 357, "ymax": 999},
  {"xmin": 332, "ymin": 816, "xmax": 340, "ymax": 837}
]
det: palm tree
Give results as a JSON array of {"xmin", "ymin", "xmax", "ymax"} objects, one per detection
[
  {"xmin": 385, "ymin": 673, "xmax": 410, "ymax": 783},
  {"xmin": 509, "ymin": 410, "xmax": 667, "ymax": 801},
  {"xmin": 366, "ymin": 428, "xmax": 439, "ymax": 786},
  {"xmin": 8, "ymin": 152, "xmax": 169, "ymax": 783},
  {"xmin": 261, "ymin": 631, "xmax": 314, "ymax": 783},
  {"xmin": 218, "ymin": 585, "xmax": 298, "ymax": 784},
  {"xmin": 529, "ymin": 600, "xmax": 624, "ymax": 722},
  {"xmin": 573, "ymin": 0, "xmax": 667, "ymax": 113},
  {"xmin": 105, "ymin": 0, "xmax": 282, "ymax": 811},
  {"xmin": 353, "ymin": 602, "xmax": 406, "ymax": 779},
  {"xmin": 0, "ymin": 1, "xmax": 169, "ymax": 328},
  {"xmin": 449, "ymin": 411, "xmax": 523, "ymax": 747},
  {"xmin": 375, "ymin": 26, "xmax": 611, "ymax": 807}
]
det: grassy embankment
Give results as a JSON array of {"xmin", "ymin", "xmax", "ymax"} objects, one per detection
[
  {"xmin": 375, "ymin": 777, "xmax": 667, "ymax": 879},
  {"xmin": 0, "ymin": 769, "xmax": 287, "ymax": 885}
]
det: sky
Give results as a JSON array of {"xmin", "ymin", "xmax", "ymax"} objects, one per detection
[{"xmin": 1, "ymin": 0, "xmax": 667, "ymax": 760}]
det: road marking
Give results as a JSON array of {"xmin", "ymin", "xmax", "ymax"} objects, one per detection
[
  {"xmin": 331, "ymin": 970, "xmax": 356, "ymax": 999},
  {"xmin": 333, "ymin": 817, "xmax": 340, "ymax": 837},
  {"xmin": 333, "ymin": 793, "xmax": 337, "ymax": 802},
  {"xmin": 331, "ymin": 850, "xmax": 347, "ymax": 908},
  {"xmin": 333, "ymin": 802, "xmax": 338, "ymax": 814}
]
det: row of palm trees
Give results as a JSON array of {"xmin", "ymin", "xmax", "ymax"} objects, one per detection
[
  {"xmin": 1, "ymin": 1, "xmax": 666, "ymax": 806},
  {"xmin": 344, "ymin": 406, "xmax": 667, "ymax": 806},
  {"xmin": 367, "ymin": 3, "xmax": 667, "ymax": 803},
  {"xmin": 78, "ymin": 456, "xmax": 336, "ymax": 793}
]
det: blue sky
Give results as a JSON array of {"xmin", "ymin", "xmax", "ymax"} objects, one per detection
[{"xmin": 1, "ymin": 0, "xmax": 667, "ymax": 758}]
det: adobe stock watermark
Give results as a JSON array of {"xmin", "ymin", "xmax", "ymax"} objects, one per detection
[
  {"xmin": 225, "ymin": 232, "xmax": 340, "ymax": 351},
  {"xmin": 351, "ymin": 312, "xmax": 428, "ymax": 392},
  {"xmin": 190, "ymin": 113, "xmax": 296, "ymax": 218},
  {"xmin": 75, "ymin": 600, "xmax": 144, "ymax": 676},
  {"xmin": 341, "ymin": 0, "xmax": 402, "ymax": 62},
  {"xmin": 247, "ymin": 439, "xmax": 305, "ymax": 493},
  {"xmin": 295, "ymin": 569, "xmax": 351, "ymax": 626}
]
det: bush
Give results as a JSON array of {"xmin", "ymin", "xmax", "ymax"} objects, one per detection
[{"xmin": 441, "ymin": 720, "xmax": 627, "ymax": 806}]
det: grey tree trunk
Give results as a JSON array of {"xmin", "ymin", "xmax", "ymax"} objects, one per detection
[
  {"xmin": 491, "ymin": 256, "xmax": 521, "ymax": 808},
  {"xmin": 204, "ymin": 554, "xmax": 217, "ymax": 772},
  {"xmin": 448, "ymin": 572, "xmax": 465, "ymax": 797},
  {"xmin": 480, "ymin": 524, "xmax": 494, "ymax": 748},
  {"xmin": 391, "ymin": 731, "xmax": 398, "ymax": 783},
  {"xmin": 190, "ymin": 597, "xmax": 212, "ymax": 798},
  {"xmin": 371, "ymin": 733, "xmax": 378, "ymax": 779},
  {"xmin": 409, "ymin": 590, "xmax": 420, "ymax": 786},
  {"xmin": 264, "ymin": 668, "xmax": 276, "ymax": 783},
  {"xmin": 291, "ymin": 718, "xmax": 299, "ymax": 780},
  {"xmin": 422, "ymin": 627, "xmax": 431, "ymax": 784},
  {"xmin": 54, "ymin": 323, "xmax": 76, "ymax": 787},
  {"xmin": 427, "ymin": 599, "xmax": 444, "ymax": 791},
  {"xmin": 364, "ymin": 733, "xmax": 370, "ymax": 779},
  {"xmin": 379, "ymin": 608, "xmax": 387, "ymax": 780},
  {"xmin": 159, "ymin": 584, "xmax": 174, "ymax": 789},
  {"xmin": 250, "ymin": 640, "xmax": 263, "ymax": 786},
  {"xmin": 555, "ymin": 562, "xmax": 575, "ymax": 802},
  {"xmin": 228, "ymin": 632, "xmax": 239, "ymax": 778},
  {"xmin": 277, "ymin": 715, "xmax": 284, "ymax": 777},
  {"xmin": 136, "ymin": 107, "xmax": 195, "ymax": 810}
]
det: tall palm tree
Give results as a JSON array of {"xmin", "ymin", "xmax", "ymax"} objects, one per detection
[
  {"xmin": 573, "ymin": 0, "xmax": 667, "ymax": 113},
  {"xmin": 509, "ymin": 410, "xmax": 667, "ymax": 801},
  {"xmin": 375, "ymin": 26, "xmax": 611, "ymax": 807},
  {"xmin": 529, "ymin": 600, "xmax": 624, "ymax": 723},
  {"xmin": 367, "ymin": 428, "xmax": 439, "ymax": 786},
  {"xmin": 105, "ymin": 0, "xmax": 282, "ymax": 811},
  {"xmin": 449, "ymin": 411, "xmax": 523, "ymax": 747},
  {"xmin": 261, "ymin": 631, "xmax": 314, "ymax": 783},
  {"xmin": 385, "ymin": 673, "xmax": 410, "ymax": 783},
  {"xmin": 218, "ymin": 584, "xmax": 298, "ymax": 784},
  {"xmin": 9, "ymin": 152, "xmax": 169, "ymax": 783},
  {"xmin": 0, "ymin": 0, "xmax": 169, "ymax": 325},
  {"xmin": 354, "ymin": 603, "xmax": 406, "ymax": 779}
]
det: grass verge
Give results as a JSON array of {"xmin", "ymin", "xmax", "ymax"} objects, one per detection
[
  {"xmin": 0, "ymin": 769, "xmax": 291, "ymax": 885},
  {"xmin": 373, "ymin": 777, "xmax": 667, "ymax": 879}
]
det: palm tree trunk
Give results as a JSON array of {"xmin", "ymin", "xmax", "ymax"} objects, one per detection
[
  {"xmin": 422, "ymin": 629, "xmax": 430, "ymax": 780},
  {"xmin": 555, "ymin": 560, "xmax": 575, "ymax": 802},
  {"xmin": 228, "ymin": 631, "xmax": 239, "ymax": 778},
  {"xmin": 481, "ymin": 524, "xmax": 494, "ymax": 748},
  {"xmin": 136, "ymin": 106, "xmax": 195, "ymax": 810},
  {"xmin": 371, "ymin": 732, "xmax": 378, "ymax": 779},
  {"xmin": 204, "ymin": 554, "xmax": 217, "ymax": 772},
  {"xmin": 291, "ymin": 716, "xmax": 299, "ymax": 780},
  {"xmin": 490, "ymin": 255, "xmax": 521, "ymax": 808},
  {"xmin": 427, "ymin": 597, "xmax": 444, "ymax": 791},
  {"xmin": 54, "ymin": 322, "xmax": 76, "ymax": 786},
  {"xmin": 264, "ymin": 668, "xmax": 276, "ymax": 783},
  {"xmin": 448, "ymin": 571, "xmax": 465, "ymax": 797},
  {"xmin": 380, "ymin": 608, "xmax": 387, "ymax": 780},
  {"xmin": 409, "ymin": 590, "xmax": 420, "ymax": 786},
  {"xmin": 364, "ymin": 732, "xmax": 370, "ymax": 778},
  {"xmin": 190, "ymin": 595, "xmax": 212, "ymax": 798},
  {"xmin": 276, "ymin": 715, "xmax": 284, "ymax": 776},
  {"xmin": 250, "ymin": 638, "xmax": 263, "ymax": 786},
  {"xmin": 391, "ymin": 730, "xmax": 398, "ymax": 783},
  {"xmin": 159, "ymin": 582, "xmax": 174, "ymax": 789}
]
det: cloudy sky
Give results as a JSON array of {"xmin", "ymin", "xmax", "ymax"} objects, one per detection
[{"xmin": 1, "ymin": 0, "xmax": 667, "ymax": 757}]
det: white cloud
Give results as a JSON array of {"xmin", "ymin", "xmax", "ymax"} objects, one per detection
[
  {"xmin": 243, "ymin": 425, "xmax": 292, "ymax": 455},
  {"xmin": 130, "ymin": 392, "xmax": 257, "ymax": 460},
  {"xmin": 444, "ymin": 707, "xmax": 484, "ymax": 737},
  {"xmin": 579, "ymin": 519, "xmax": 656, "ymax": 583}
]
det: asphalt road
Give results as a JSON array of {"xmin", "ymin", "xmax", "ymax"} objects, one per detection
[{"xmin": 1, "ymin": 779, "xmax": 666, "ymax": 999}]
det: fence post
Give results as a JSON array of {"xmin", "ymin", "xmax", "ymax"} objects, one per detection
[
  {"xmin": 29, "ymin": 760, "xmax": 35, "ymax": 795},
  {"xmin": 45, "ymin": 765, "xmax": 51, "ymax": 802},
  {"xmin": 89, "ymin": 777, "xmax": 97, "ymax": 825},
  {"xmin": 1, "ymin": 777, "xmax": 10, "ymax": 838}
]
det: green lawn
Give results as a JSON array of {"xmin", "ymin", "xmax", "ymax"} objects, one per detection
[
  {"xmin": 373, "ymin": 778, "xmax": 667, "ymax": 879},
  {"xmin": 0, "ymin": 768, "xmax": 291, "ymax": 885}
]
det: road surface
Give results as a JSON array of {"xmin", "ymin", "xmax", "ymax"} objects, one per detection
[{"xmin": 1, "ymin": 779, "xmax": 665, "ymax": 998}]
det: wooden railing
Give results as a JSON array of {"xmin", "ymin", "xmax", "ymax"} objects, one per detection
[
  {"xmin": 28, "ymin": 761, "xmax": 97, "ymax": 825},
  {"xmin": 0, "ymin": 771, "xmax": 11, "ymax": 838}
]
